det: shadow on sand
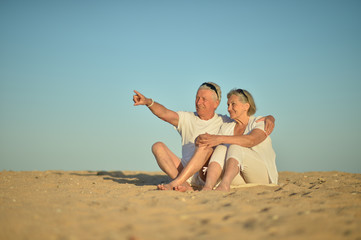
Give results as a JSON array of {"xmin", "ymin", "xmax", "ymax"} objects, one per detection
[{"xmin": 71, "ymin": 171, "xmax": 171, "ymax": 186}]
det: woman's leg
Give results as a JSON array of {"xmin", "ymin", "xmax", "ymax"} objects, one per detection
[
  {"xmin": 203, "ymin": 145, "xmax": 227, "ymax": 191},
  {"xmin": 203, "ymin": 162, "xmax": 222, "ymax": 191},
  {"xmin": 216, "ymin": 145, "xmax": 269, "ymax": 191},
  {"xmin": 215, "ymin": 158, "xmax": 240, "ymax": 191},
  {"xmin": 240, "ymin": 154, "xmax": 269, "ymax": 184}
]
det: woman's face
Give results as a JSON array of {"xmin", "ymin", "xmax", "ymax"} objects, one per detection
[{"xmin": 227, "ymin": 94, "xmax": 249, "ymax": 119}]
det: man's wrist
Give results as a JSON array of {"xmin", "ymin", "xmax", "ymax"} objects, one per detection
[{"xmin": 147, "ymin": 98, "xmax": 155, "ymax": 107}]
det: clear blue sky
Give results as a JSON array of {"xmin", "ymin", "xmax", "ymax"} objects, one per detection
[{"xmin": 1, "ymin": 0, "xmax": 360, "ymax": 173}]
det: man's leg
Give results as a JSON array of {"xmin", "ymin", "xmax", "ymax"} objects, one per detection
[
  {"xmin": 152, "ymin": 142, "xmax": 183, "ymax": 179},
  {"xmin": 159, "ymin": 146, "xmax": 213, "ymax": 190}
]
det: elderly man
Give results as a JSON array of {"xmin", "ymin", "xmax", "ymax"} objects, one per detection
[{"xmin": 133, "ymin": 82, "xmax": 275, "ymax": 190}]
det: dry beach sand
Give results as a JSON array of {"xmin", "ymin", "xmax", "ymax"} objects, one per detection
[{"xmin": 1, "ymin": 170, "xmax": 361, "ymax": 240}]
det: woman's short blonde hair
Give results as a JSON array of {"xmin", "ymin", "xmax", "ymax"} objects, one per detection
[
  {"xmin": 227, "ymin": 88, "xmax": 256, "ymax": 116},
  {"xmin": 198, "ymin": 82, "xmax": 222, "ymax": 102}
]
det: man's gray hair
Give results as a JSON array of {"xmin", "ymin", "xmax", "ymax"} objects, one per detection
[{"xmin": 198, "ymin": 82, "xmax": 222, "ymax": 102}]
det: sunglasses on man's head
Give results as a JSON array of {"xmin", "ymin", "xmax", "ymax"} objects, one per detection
[{"xmin": 201, "ymin": 82, "xmax": 219, "ymax": 99}]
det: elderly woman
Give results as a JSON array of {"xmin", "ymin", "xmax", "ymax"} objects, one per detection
[{"xmin": 197, "ymin": 89, "xmax": 278, "ymax": 191}]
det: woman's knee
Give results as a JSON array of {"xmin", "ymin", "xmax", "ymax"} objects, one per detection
[
  {"xmin": 216, "ymin": 144, "xmax": 228, "ymax": 151},
  {"xmin": 212, "ymin": 145, "xmax": 228, "ymax": 158},
  {"xmin": 226, "ymin": 157, "xmax": 241, "ymax": 170},
  {"xmin": 209, "ymin": 145, "xmax": 228, "ymax": 168}
]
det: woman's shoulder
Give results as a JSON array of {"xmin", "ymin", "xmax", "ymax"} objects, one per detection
[
  {"xmin": 247, "ymin": 115, "xmax": 265, "ymax": 131},
  {"xmin": 250, "ymin": 115, "xmax": 263, "ymax": 121},
  {"xmin": 248, "ymin": 115, "xmax": 264, "ymax": 124},
  {"xmin": 219, "ymin": 120, "xmax": 236, "ymax": 135}
]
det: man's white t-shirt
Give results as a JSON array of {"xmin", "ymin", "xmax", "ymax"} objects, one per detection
[
  {"xmin": 176, "ymin": 111, "xmax": 231, "ymax": 167},
  {"xmin": 218, "ymin": 115, "xmax": 278, "ymax": 184}
]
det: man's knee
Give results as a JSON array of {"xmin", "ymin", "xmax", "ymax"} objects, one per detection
[{"xmin": 151, "ymin": 141, "xmax": 166, "ymax": 154}]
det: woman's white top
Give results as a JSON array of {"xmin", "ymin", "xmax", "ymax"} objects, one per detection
[{"xmin": 218, "ymin": 115, "xmax": 278, "ymax": 184}]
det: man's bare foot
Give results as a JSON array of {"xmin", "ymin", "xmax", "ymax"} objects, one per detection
[
  {"xmin": 174, "ymin": 182, "xmax": 192, "ymax": 192},
  {"xmin": 157, "ymin": 183, "xmax": 174, "ymax": 190},
  {"xmin": 157, "ymin": 184, "xmax": 165, "ymax": 190}
]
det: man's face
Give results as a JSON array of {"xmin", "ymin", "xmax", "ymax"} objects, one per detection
[{"xmin": 195, "ymin": 89, "xmax": 219, "ymax": 120}]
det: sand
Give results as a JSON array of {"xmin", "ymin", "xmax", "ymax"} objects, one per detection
[{"xmin": 1, "ymin": 170, "xmax": 360, "ymax": 240}]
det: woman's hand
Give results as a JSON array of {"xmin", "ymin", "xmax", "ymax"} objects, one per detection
[
  {"xmin": 257, "ymin": 115, "xmax": 275, "ymax": 135},
  {"xmin": 196, "ymin": 133, "xmax": 220, "ymax": 148}
]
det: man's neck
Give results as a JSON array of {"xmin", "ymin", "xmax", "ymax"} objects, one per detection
[{"xmin": 198, "ymin": 112, "xmax": 216, "ymax": 121}]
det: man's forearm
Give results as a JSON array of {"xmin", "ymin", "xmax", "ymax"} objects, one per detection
[{"xmin": 146, "ymin": 99, "xmax": 179, "ymax": 127}]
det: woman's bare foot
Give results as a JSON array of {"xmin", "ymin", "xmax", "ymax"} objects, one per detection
[
  {"xmin": 201, "ymin": 186, "xmax": 213, "ymax": 191},
  {"xmin": 215, "ymin": 183, "xmax": 230, "ymax": 192}
]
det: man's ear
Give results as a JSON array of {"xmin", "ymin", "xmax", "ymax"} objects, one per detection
[{"xmin": 214, "ymin": 100, "xmax": 220, "ymax": 109}]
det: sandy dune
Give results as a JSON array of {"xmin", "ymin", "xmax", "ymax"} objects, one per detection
[{"xmin": 1, "ymin": 170, "xmax": 360, "ymax": 240}]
